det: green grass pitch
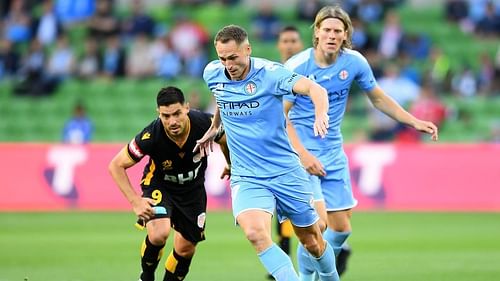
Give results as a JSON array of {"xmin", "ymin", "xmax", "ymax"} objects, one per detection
[{"xmin": 1, "ymin": 211, "xmax": 499, "ymax": 281}]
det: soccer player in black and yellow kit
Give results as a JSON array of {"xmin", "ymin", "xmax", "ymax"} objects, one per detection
[{"xmin": 109, "ymin": 86, "xmax": 229, "ymax": 281}]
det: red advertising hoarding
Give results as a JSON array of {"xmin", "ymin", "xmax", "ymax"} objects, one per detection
[{"xmin": 0, "ymin": 143, "xmax": 499, "ymax": 211}]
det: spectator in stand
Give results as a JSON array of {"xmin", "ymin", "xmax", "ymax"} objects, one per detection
[
  {"xmin": 400, "ymin": 82, "xmax": 448, "ymax": 142},
  {"xmin": 399, "ymin": 33, "xmax": 431, "ymax": 60},
  {"xmin": 3, "ymin": 0, "xmax": 32, "ymax": 44},
  {"xmin": 62, "ymin": 102, "xmax": 93, "ymax": 144},
  {"xmin": 150, "ymin": 34, "xmax": 182, "ymax": 80},
  {"xmin": 445, "ymin": 0, "xmax": 469, "ymax": 23},
  {"xmin": 369, "ymin": 63, "xmax": 420, "ymax": 141},
  {"xmin": 101, "ymin": 34, "xmax": 126, "ymax": 78},
  {"xmin": 168, "ymin": 14, "xmax": 209, "ymax": 77},
  {"xmin": 377, "ymin": 10, "xmax": 403, "ymax": 60},
  {"xmin": 429, "ymin": 47, "xmax": 452, "ymax": 92},
  {"xmin": 0, "ymin": 39, "xmax": 20, "ymax": 79},
  {"xmin": 477, "ymin": 51, "xmax": 495, "ymax": 94},
  {"xmin": 126, "ymin": 32, "xmax": 155, "ymax": 78},
  {"xmin": 476, "ymin": 1, "xmax": 500, "ymax": 37},
  {"xmin": 251, "ymin": 2, "xmax": 282, "ymax": 42},
  {"xmin": 13, "ymin": 39, "xmax": 51, "ymax": 96},
  {"xmin": 76, "ymin": 36, "xmax": 101, "ymax": 80},
  {"xmin": 296, "ymin": 0, "xmax": 321, "ymax": 21},
  {"xmin": 351, "ymin": 17, "xmax": 375, "ymax": 53},
  {"xmin": 451, "ymin": 64, "xmax": 478, "ymax": 98},
  {"xmin": 31, "ymin": 0, "xmax": 62, "ymax": 47},
  {"xmin": 87, "ymin": 0, "xmax": 120, "ymax": 42},
  {"xmin": 46, "ymin": 33, "xmax": 75, "ymax": 82},
  {"xmin": 121, "ymin": 0, "xmax": 156, "ymax": 39}
]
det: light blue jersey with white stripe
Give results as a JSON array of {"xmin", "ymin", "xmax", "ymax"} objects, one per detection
[
  {"xmin": 284, "ymin": 48, "xmax": 377, "ymax": 149},
  {"xmin": 204, "ymin": 57, "xmax": 303, "ymax": 177}
]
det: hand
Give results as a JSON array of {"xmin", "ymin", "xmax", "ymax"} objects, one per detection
[
  {"xmin": 220, "ymin": 165, "xmax": 231, "ymax": 180},
  {"xmin": 314, "ymin": 113, "xmax": 329, "ymax": 138},
  {"xmin": 300, "ymin": 151, "xmax": 326, "ymax": 177},
  {"xmin": 414, "ymin": 120, "xmax": 439, "ymax": 141},
  {"xmin": 132, "ymin": 197, "xmax": 156, "ymax": 222},
  {"xmin": 193, "ymin": 128, "xmax": 218, "ymax": 157}
]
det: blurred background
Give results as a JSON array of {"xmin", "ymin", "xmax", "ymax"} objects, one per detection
[
  {"xmin": 1, "ymin": 1, "xmax": 499, "ymax": 281},
  {"xmin": 0, "ymin": 0, "xmax": 499, "ymax": 143}
]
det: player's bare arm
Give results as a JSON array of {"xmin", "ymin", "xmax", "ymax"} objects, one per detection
[
  {"xmin": 194, "ymin": 106, "xmax": 222, "ymax": 157},
  {"xmin": 284, "ymin": 100, "xmax": 326, "ymax": 176},
  {"xmin": 292, "ymin": 77, "xmax": 330, "ymax": 138},
  {"xmin": 108, "ymin": 147, "xmax": 156, "ymax": 221},
  {"xmin": 367, "ymin": 86, "xmax": 439, "ymax": 141},
  {"xmin": 215, "ymin": 133, "xmax": 231, "ymax": 179}
]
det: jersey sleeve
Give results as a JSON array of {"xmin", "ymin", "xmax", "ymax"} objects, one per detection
[
  {"xmin": 127, "ymin": 128, "xmax": 153, "ymax": 162},
  {"xmin": 273, "ymin": 64, "xmax": 303, "ymax": 96},
  {"xmin": 355, "ymin": 54, "xmax": 377, "ymax": 92}
]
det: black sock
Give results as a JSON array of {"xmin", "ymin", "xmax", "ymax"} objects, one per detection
[
  {"xmin": 279, "ymin": 237, "xmax": 290, "ymax": 255},
  {"xmin": 163, "ymin": 250, "xmax": 193, "ymax": 281},
  {"xmin": 140, "ymin": 236, "xmax": 165, "ymax": 281}
]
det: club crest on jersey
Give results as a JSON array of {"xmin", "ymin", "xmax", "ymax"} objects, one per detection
[
  {"xmin": 338, "ymin": 70, "xmax": 349, "ymax": 80},
  {"xmin": 162, "ymin": 160, "xmax": 173, "ymax": 170},
  {"xmin": 244, "ymin": 82, "xmax": 257, "ymax": 95}
]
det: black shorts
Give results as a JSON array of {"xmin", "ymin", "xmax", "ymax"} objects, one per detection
[{"xmin": 141, "ymin": 183, "xmax": 207, "ymax": 243}]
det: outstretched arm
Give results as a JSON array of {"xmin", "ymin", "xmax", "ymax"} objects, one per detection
[
  {"xmin": 367, "ymin": 86, "xmax": 438, "ymax": 141},
  {"xmin": 194, "ymin": 106, "xmax": 222, "ymax": 157},
  {"xmin": 291, "ymin": 77, "xmax": 330, "ymax": 138},
  {"xmin": 284, "ymin": 100, "xmax": 326, "ymax": 176}
]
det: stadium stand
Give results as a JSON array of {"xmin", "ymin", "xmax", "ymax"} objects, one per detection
[{"xmin": 0, "ymin": 1, "xmax": 498, "ymax": 143}]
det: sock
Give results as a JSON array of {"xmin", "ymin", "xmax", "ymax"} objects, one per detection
[
  {"xmin": 140, "ymin": 236, "xmax": 165, "ymax": 281},
  {"xmin": 309, "ymin": 241, "xmax": 339, "ymax": 281},
  {"xmin": 258, "ymin": 244, "xmax": 299, "ymax": 281},
  {"xmin": 279, "ymin": 220, "xmax": 293, "ymax": 255},
  {"xmin": 297, "ymin": 243, "xmax": 317, "ymax": 281},
  {"xmin": 324, "ymin": 229, "xmax": 351, "ymax": 256},
  {"xmin": 163, "ymin": 250, "xmax": 193, "ymax": 281}
]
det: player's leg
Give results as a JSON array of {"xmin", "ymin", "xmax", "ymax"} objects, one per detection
[
  {"xmin": 139, "ymin": 185, "xmax": 172, "ymax": 281},
  {"xmin": 295, "ymin": 175, "xmax": 327, "ymax": 281},
  {"xmin": 237, "ymin": 210, "xmax": 299, "ymax": 281},
  {"xmin": 278, "ymin": 219, "xmax": 293, "ymax": 256},
  {"xmin": 293, "ymin": 224, "xmax": 338, "ymax": 281},
  {"xmin": 274, "ymin": 167, "xmax": 338, "ymax": 281},
  {"xmin": 269, "ymin": 218, "xmax": 294, "ymax": 280},
  {"xmin": 162, "ymin": 185, "xmax": 207, "ymax": 281},
  {"xmin": 320, "ymin": 148, "xmax": 357, "ymax": 276},
  {"xmin": 163, "ymin": 232, "xmax": 197, "ymax": 281},
  {"xmin": 325, "ymin": 210, "xmax": 352, "ymax": 276},
  {"xmin": 140, "ymin": 218, "xmax": 171, "ymax": 281},
  {"xmin": 231, "ymin": 175, "xmax": 299, "ymax": 281}
]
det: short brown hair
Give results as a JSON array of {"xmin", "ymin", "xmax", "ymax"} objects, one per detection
[{"xmin": 214, "ymin": 24, "xmax": 249, "ymax": 45}]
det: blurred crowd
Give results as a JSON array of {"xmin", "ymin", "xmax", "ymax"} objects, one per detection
[
  {"xmin": 0, "ymin": 0, "xmax": 213, "ymax": 96},
  {"xmin": 1, "ymin": 0, "xmax": 499, "ymax": 142}
]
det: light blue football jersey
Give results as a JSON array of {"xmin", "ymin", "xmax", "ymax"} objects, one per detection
[
  {"xmin": 204, "ymin": 57, "xmax": 303, "ymax": 177},
  {"xmin": 284, "ymin": 48, "xmax": 377, "ymax": 149}
]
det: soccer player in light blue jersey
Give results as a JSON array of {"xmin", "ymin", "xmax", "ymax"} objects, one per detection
[
  {"xmin": 195, "ymin": 25, "xmax": 339, "ymax": 281},
  {"xmin": 283, "ymin": 6, "xmax": 439, "ymax": 281}
]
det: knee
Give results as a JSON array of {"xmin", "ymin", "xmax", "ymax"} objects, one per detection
[
  {"xmin": 175, "ymin": 244, "xmax": 196, "ymax": 257},
  {"xmin": 243, "ymin": 226, "xmax": 268, "ymax": 246},
  {"xmin": 299, "ymin": 234, "xmax": 324, "ymax": 257},
  {"xmin": 148, "ymin": 231, "xmax": 169, "ymax": 245}
]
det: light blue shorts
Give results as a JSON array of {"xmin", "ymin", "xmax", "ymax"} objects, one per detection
[
  {"xmin": 309, "ymin": 147, "xmax": 358, "ymax": 211},
  {"xmin": 230, "ymin": 167, "xmax": 319, "ymax": 227}
]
